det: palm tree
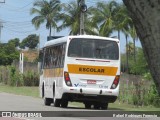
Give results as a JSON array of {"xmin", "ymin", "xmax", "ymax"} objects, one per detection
[
  {"xmin": 117, "ymin": 5, "xmax": 138, "ymax": 63},
  {"xmin": 124, "ymin": 30, "xmax": 129, "ymax": 73},
  {"xmin": 114, "ymin": 4, "xmax": 132, "ymax": 40},
  {"xmin": 127, "ymin": 41, "xmax": 134, "ymax": 56},
  {"xmin": 114, "ymin": 4, "xmax": 133, "ymax": 73},
  {"xmin": 89, "ymin": 1, "xmax": 119, "ymax": 37},
  {"xmin": 31, "ymin": 0, "xmax": 61, "ymax": 36},
  {"xmin": 57, "ymin": 1, "xmax": 96, "ymax": 35},
  {"xmin": 57, "ymin": 1, "xmax": 80, "ymax": 35},
  {"xmin": 129, "ymin": 25, "xmax": 138, "ymax": 62}
]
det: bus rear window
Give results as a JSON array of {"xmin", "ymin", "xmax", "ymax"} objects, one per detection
[{"xmin": 68, "ymin": 38, "xmax": 119, "ymax": 60}]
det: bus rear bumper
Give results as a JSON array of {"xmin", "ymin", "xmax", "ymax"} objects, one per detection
[
  {"xmin": 63, "ymin": 87, "xmax": 119, "ymax": 96},
  {"xmin": 62, "ymin": 87, "xmax": 119, "ymax": 103},
  {"xmin": 62, "ymin": 93, "xmax": 117, "ymax": 103}
]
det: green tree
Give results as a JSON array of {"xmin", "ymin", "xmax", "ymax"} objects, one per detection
[
  {"xmin": 31, "ymin": 0, "xmax": 61, "ymax": 36},
  {"xmin": 121, "ymin": 46, "xmax": 149, "ymax": 75},
  {"xmin": 90, "ymin": 1, "xmax": 119, "ymax": 37},
  {"xmin": 114, "ymin": 4, "xmax": 133, "ymax": 73},
  {"xmin": 0, "ymin": 42, "xmax": 19, "ymax": 65},
  {"xmin": 129, "ymin": 47, "xmax": 148, "ymax": 75},
  {"xmin": 8, "ymin": 38, "xmax": 20, "ymax": 47},
  {"xmin": 20, "ymin": 34, "xmax": 39, "ymax": 49},
  {"xmin": 114, "ymin": 4, "xmax": 132, "ymax": 39},
  {"xmin": 58, "ymin": 1, "xmax": 98, "ymax": 35},
  {"xmin": 123, "ymin": 0, "xmax": 160, "ymax": 95},
  {"xmin": 57, "ymin": 1, "xmax": 80, "ymax": 35},
  {"xmin": 129, "ymin": 25, "xmax": 138, "ymax": 62},
  {"xmin": 127, "ymin": 41, "xmax": 134, "ymax": 57}
]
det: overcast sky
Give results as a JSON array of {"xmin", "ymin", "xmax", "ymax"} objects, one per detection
[{"xmin": 0, "ymin": 0, "xmax": 141, "ymax": 52}]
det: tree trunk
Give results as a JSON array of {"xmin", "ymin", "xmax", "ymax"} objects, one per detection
[
  {"xmin": 49, "ymin": 25, "xmax": 52, "ymax": 36},
  {"xmin": 126, "ymin": 34, "xmax": 129, "ymax": 73},
  {"xmin": 133, "ymin": 38, "xmax": 136, "ymax": 62},
  {"xmin": 123, "ymin": 0, "xmax": 160, "ymax": 95}
]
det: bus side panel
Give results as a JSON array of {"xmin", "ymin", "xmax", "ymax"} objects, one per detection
[{"xmin": 39, "ymin": 75, "xmax": 43, "ymax": 98}]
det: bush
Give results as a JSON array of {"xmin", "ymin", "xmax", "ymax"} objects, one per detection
[
  {"xmin": 131, "ymin": 82, "xmax": 160, "ymax": 107},
  {"xmin": 9, "ymin": 66, "xmax": 24, "ymax": 86},
  {"xmin": 147, "ymin": 84, "xmax": 160, "ymax": 107},
  {"xmin": 132, "ymin": 81, "xmax": 144, "ymax": 106},
  {"xmin": 23, "ymin": 71, "xmax": 39, "ymax": 86},
  {"xmin": 0, "ymin": 66, "xmax": 39, "ymax": 87}
]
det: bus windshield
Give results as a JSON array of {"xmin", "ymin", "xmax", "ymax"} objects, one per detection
[{"xmin": 68, "ymin": 38, "xmax": 119, "ymax": 60}]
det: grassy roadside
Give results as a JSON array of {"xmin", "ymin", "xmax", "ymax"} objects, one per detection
[
  {"xmin": 0, "ymin": 83, "xmax": 39, "ymax": 98},
  {"xmin": 70, "ymin": 101, "xmax": 160, "ymax": 111},
  {"xmin": 0, "ymin": 84, "xmax": 160, "ymax": 111}
]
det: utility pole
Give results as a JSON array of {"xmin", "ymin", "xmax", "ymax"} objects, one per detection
[
  {"xmin": 0, "ymin": 22, "xmax": 3, "ymax": 43},
  {"xmin": 0, "ymin": 0, "xmax": 5, "ymax": 43},
  {"xmin": 78, "ymin": 0, "xmax": 87, "ymax": 35}
]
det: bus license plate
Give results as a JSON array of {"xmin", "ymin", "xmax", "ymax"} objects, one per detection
[{"xmin": 87, "ymin": 80, "xmax": 96, "ymax": 84}]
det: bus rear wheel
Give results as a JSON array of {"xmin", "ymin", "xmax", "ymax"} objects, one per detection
[
  {"xmin": 84, "ymin": 102, "xmax": 91, "ymax": 109},
  {"xmin": 53, "ymin": 83, "xmax": 61, "ymax": 107},
  {"xmin": 54, "ymin": 99, "xmax": 61, "ymax": 107},
  {"xmin": 100, "ymin": 102, "xmax": 108, "ymax": 110},
  {"xmin": 61, "ymin": 99, "xmax": 68, "ymax": 108},
  {"xmin": 94, "ymin": 103, "xmax": 100, "ymax": 109},
  {"xmin": 44, "ymin": 98, "xmax": 52, "ymax": 106}
]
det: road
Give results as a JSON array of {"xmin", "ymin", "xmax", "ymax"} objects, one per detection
[{"xmin": 0, "ymin": 92, "xmax": 159, "ymax": 120}]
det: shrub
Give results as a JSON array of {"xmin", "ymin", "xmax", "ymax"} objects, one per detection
[
  {"xmin": 9, "ymin": 66, "xmax": 24, "ymax": 86},
  {"xmin": 23, "ymin": 71, "xmax": 39, "ymax": 86}
]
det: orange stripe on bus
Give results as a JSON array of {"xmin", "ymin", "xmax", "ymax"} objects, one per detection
[
  {"xmin": 43, "ymin": 68, "xmax": 63, "ymax": 78},
  {"xmin": 67, "ymin": 64, "xmax": 118, "ymax": 76}
]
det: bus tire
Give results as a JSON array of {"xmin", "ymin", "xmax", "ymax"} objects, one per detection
[
  {"xmin": 84, "ymin": 102, "xmax": 91, "ymax": 109},
  {"xmin": 53, "ymin": 83, "xmax": 61, "ymax": 107},
  {"xmin": 61, "ymin": 99, "xmax": 68, "ymax": 108},
  {"xmin": 44, "ymin": 98, "xmax": 52, "ymax": 106},
  {"xmin": 42, "ymin": 83, "xmax": 44, "ymax": 98},
  {"xmin": 94, "ymin": 103, "xmax": 100, "ymax": 109},
  {"xmin": 54, "ymin": 99, "xmax": 61, "ymax": 107},
  {"xmin": 101, "ymin": 102, "xmax": 108, "ymax": 110}
]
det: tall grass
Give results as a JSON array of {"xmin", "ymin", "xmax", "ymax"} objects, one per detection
[{"xmin": 0, "ymin": 66, "xmax": 39, "ymax": 87}]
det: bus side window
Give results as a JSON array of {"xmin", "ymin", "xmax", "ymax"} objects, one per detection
[
  {"xmin": 43, "ymin": 48, "xmax": 50, "ymax": 69},
  {"xmin": 43, "ymin": 48, "xmax": 47, "ymax": 69},
  {"xmin": 42, "ymin": 43, "xmax": 66, "ymax": 69},
  {"xmin": 61, "ymin": 44, "xmax": 66, "ymax": 67},
  {"xmin": 38, "ymin": 49, "xmax": 44, "ymax": 72}
]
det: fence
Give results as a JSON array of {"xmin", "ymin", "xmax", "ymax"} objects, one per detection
[
  {"xmin": 119, "ymin": 73, "xmax": 160, "ymax": 106},
  {"xmin": 0, "ymin": 61, "xmax": 39, "ymax": 86},
  {"xmin": 12, "ymin": 60, "xmax": 38, "ymax": 73},
  {"xmin": 0, "ymin": 66, "xmax": 10, "ymax": 84}
]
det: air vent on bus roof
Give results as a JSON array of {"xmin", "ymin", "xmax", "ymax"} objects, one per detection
[{"xmin": 47, "ymin": 36, "xmax": 64, "ymax": 41}]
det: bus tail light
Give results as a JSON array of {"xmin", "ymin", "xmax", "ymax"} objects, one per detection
[
  {"xmin": 64, "ymin": 72, "xmax": 72, "ymax": 86},
  {"xmin": 110, "ymin": 75, "xmax": 120, "ymax": 89}
]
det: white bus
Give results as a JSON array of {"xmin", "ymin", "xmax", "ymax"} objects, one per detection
[{"xmin": 39, "ymin": 35, "xmax": 120, "ymax": 109}]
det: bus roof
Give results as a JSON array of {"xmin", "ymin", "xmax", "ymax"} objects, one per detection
[{"xmin": 44, "ymin": 35, "xmax": 119, "ymax": 48}]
